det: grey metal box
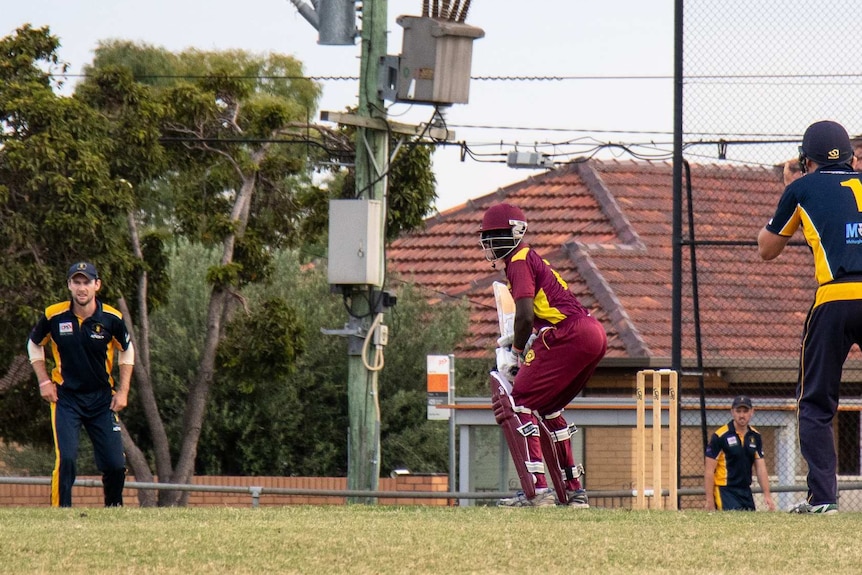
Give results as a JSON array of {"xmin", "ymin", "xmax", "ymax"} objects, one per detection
[
  {"xmin": 395, "ymin": 16, "xmax": 485, "ymax": 105},
  {"xmin": 327, "ymin": 199, "xmax": 383, "ymax": 286}
]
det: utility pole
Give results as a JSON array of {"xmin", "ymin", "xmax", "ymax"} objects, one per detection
[
  {"xmin": 288, "ymin": 0, "xmax": 388, "ymax": 502},
  {"xmin": 346, "ymin": 0, "xmax": 388, "ymax": 502},
  {"xmin": 290, "ymin": 0, "xmax": 479, "ymax": 503}
]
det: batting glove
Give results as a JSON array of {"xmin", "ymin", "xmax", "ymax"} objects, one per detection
[
  {"xmin": 496, "ymin": 334, "xmax": 514, "ymax": 348},
  {"xmin": 495, "ymin": 347, "xmax": 520, "ymax": 381}
]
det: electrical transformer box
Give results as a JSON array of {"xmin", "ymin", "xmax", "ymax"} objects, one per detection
[
  {"xmin": 395, "ymin": 15, "xmax": 484, "ymax": 105},
  {"xmin": 327, "ymin": 199, "xmax": 383, "ymax": 286}
]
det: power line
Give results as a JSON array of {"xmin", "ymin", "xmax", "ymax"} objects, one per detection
[
  {"xmin": 56, "ymin": 71, "xmax": 862, "ymax": 82},
  {"xmin": 57, "ymin": 72, "xmax": 673, "ymax": 82}
]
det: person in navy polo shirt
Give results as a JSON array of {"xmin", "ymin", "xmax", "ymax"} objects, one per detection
[
  {"xmin": 704, "ymin": 395, "xmax": 776, "ymax": 511},
  {"xmin": 27, "ymin": 262, "xmax": 135, "ymax": 507},
  {"xmin": 758, "ymin": 120, "xmax": 861, "ymax": 514}
]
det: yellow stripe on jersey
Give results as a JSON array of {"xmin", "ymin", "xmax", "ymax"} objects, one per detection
[
  {"xmin": 42, "ymin": 303, "xmax": 74, "ymax": 385},
  {"xmin": 45, "ymin": 301, "xmax": 72, "ymax": 319},
  {"xmin": 534, "ymin": 289, "xmax": 567, "ymax": 324},
  {"xmin": 814, "ymin": 282, "xmax": 862, "ymax": 309},
  {"xmin": 712, "ymin": 424, "xmax": 730, "ymax": 487},
  {"xmin": 102, "ymin": 303, "xmax": 123, "ymax": 319},
  {"xmin": 545, "ymin": 258, "xmax": 569, "ymax": 290},
  {"xmin": 798, "ymin": 206, "xmax": 835, "ymax": 284},
  {"xmin": 534, "ymin": 258, "xmax": 570, "ymax": 323},
  {"xmin": 774, "ymin": 207, "xmax": 802, "ymax": 236},
  {"xmin": 510, "ymin": 246, "xmax": 529, "ymax": 262}
]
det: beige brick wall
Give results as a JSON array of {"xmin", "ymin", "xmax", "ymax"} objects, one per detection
[{"xmin": 586, "ymin": 426, "xmax": 701, "ymax": 509}]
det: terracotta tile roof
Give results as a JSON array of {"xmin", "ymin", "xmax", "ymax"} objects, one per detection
[{"xmin": 387, "ymin": 159, "xmax": 816, "ymax": 365}]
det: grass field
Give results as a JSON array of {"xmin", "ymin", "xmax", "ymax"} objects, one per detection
[{"xmin": 1, "ymin": 505, "xmax": 858, "ymax": 574}]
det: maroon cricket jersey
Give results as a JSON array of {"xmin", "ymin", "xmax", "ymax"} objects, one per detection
[{"xmin": 505, "ymin": 245, "xmax": 588, "ymax": 330}]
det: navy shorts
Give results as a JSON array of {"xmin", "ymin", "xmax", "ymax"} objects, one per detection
[{"xmin": 716, "ymin": 485, "xmax": 756, "ymax": 511}]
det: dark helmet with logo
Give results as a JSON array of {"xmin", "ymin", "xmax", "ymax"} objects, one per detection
[
  {"xmin": 479, "ymin": 203, "xmax": 528, "ymax": 262},
  {"xmin": 800, "ymin": 120, "xmax": 853, "ymax": 166}
]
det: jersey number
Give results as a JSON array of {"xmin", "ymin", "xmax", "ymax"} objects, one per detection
[{"xmin": 840, "ymin": 177, "xmax": 862, "ymax": 211}]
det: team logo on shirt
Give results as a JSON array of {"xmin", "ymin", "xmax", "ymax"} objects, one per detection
[
  {"xmin": 727, "ymin": 436, "xmax": 738, "ymax": 446},
  {"xmin": 845, "ymin": 223, "xmax": 862, "ymax": 244},
  {"xmin": 90, "ymin": 324, "xmax": 105, "ymax": 340},
  {"xmin": 59, "ymin": 322, "xmax": 73, "ymax": 334}
]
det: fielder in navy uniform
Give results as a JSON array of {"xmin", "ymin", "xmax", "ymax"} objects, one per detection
[
  {"xmin": 480, "ymin": 203, "xmax": 607, "ymax": 507},
  {"xmin": 27, "ymin": 262, "xmax": 135, "ymax": 507},
  {"xmin": 704, "ymin": 395, "xmax": 776, "ymax": 511},
  {"xmin": 758, "ymin": 120, "xmax": 861, "ymax": 514}
]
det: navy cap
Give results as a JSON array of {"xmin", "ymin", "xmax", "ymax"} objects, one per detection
[
  {"xmin": 67, "ymin": 262, "xmax": 99, "ymax": 281},
  {"xmin": 801, "ymin": 120, "xmax": 853, "ymax": 165},
  {"xmin": 731, "ymin": 395, "xmax": 753, "ymax": 409}
]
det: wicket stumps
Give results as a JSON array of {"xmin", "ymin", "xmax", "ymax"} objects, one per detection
[{"xmin": 635, "ymin": 369, "xmax": 679, "ymax": 510}]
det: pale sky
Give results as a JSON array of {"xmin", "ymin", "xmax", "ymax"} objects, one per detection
[{"xmin": 3, "ymin": 0, "xmax": 674, "ymax": 212}]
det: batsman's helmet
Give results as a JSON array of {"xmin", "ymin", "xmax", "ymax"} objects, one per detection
[
  {"xmin": 479, "ymin": 203, "xmax": 528, "ymax": 262},
  {"xmin": 800, "ymin": 120, "xmax": 853, "ymax": 166}
]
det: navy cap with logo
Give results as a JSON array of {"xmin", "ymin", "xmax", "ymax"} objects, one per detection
[
  {"xmin": 731, "ymin": 395, "xmax": 753, "ymax": 409},
  {"xmin": 801, "ymin": 120, "xmax": 853, "ymax": 166},
  {"xmin": 67, "ymin": 262, "xmax": 99, "ymax": 281}
]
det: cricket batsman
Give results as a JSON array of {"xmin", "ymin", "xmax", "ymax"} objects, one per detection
[{"xmin": 480, "ymin": 202, "xmax": 607, "ymax": 507}]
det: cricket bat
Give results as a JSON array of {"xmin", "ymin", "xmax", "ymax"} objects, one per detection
[
  {"xmin": 492, "ymin": 281, "xmax": 517, "ymax": 389},
  {"xmin": 493, "ymin": 281, "xmax": 515, "ymax": 341}
]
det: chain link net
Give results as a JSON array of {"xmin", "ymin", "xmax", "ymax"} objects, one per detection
[{"xmin": 678, "ymin": 0, "xmax": 862, "ymax": 511}]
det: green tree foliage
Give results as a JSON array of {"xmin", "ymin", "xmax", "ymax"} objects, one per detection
[
  {"xmin": 89, "ymin": 40, "xmax": 328, "ymax": 253},
  {"xmin": 385, "ymin": 144, "xmax": 437, "ymax": 241},
  {"xmin": 0, "ymin": 26, "xmax": 134, "ymax": 310}
]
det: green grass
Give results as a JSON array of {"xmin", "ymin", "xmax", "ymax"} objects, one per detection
[{"xmin": 1, "ymin": 506, "xmax": 858, "ymax": 574}]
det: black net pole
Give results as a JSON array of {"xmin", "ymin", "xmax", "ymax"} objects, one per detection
[{"xmin": 683, "ymin": 160, "xmax": 708, "ymax": 451}]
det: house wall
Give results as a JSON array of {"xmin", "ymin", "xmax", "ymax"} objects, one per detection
[{"xmin": 585, "ymin": 426, "xmax": 701, "ymax": 509}]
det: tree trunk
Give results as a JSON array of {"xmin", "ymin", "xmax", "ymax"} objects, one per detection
[
  {"xmin": 0, "ymin": 355, "xmax": 32, "ymax": 393},
  {"xmin": 160, "ymin": 168, "xmax": 259, "ymax": 505},
  {"xmin": 120, "ymin": 425, "xmax": 157, "ymax": 507},
  {"xmin": 162, "ymin": 285, "xmax": 230, "ymax": 505},
  {"xmin": 122, "ymin": 211, "xmax": 177, "ymax": 504}
]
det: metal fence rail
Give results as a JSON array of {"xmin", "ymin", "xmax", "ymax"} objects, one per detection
[{"xmin": 6, "ymin": 476, "xmax": 861, "ymax": 508}]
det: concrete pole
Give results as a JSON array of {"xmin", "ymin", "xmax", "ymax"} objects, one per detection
[{"xmin": 346, "ymin": 0, "xmax": 388, "ymax": 503}]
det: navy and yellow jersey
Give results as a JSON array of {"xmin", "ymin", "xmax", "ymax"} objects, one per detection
[
  {"xmin": 766, "ymin": 167, "xmax": 862, "ymax": 305},
  {"xmin": 705, "ymin": 421, "xmax": 764, "ymax": 488},
  {"xmin": 29, "ymin": 299, "xmax": 131, "ymax": 393},
  {"xmin": 505, "ymin": 245, "xmax": 588, "ymax": 330}
]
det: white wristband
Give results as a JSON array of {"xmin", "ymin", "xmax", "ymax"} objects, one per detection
[{"xmin": 39, "ymin": 380, "xmax": 53, "ymax": 388}]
